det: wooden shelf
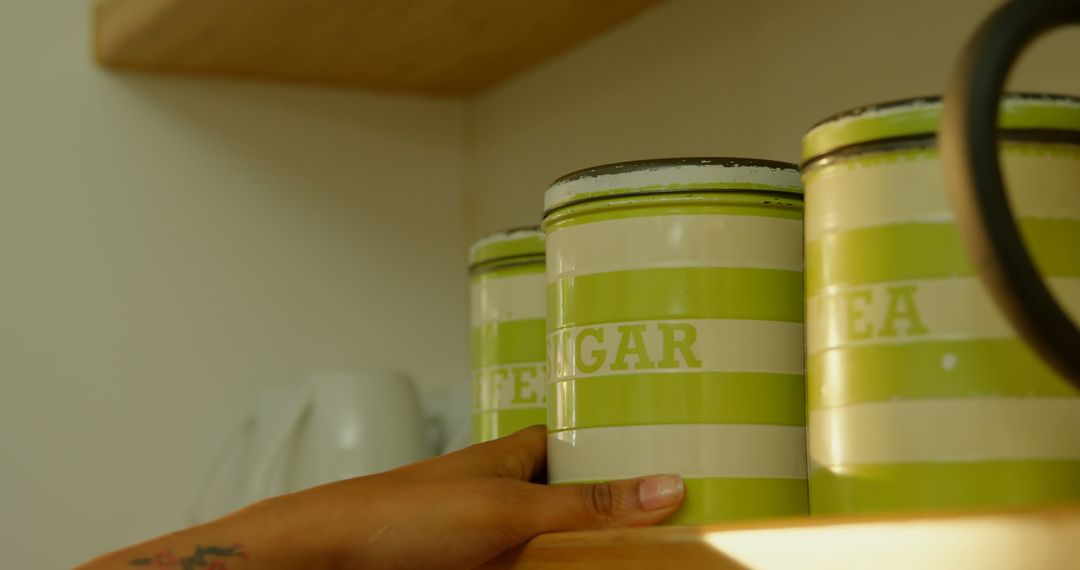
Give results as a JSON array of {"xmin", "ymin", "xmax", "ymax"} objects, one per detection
[
  {"xmin": 92, "ymin": 0, "xmax": 661, "ymax": 95},
  {"xmin": 483, "ymin": 505, "xmax": 1080, "ymax": 569}
]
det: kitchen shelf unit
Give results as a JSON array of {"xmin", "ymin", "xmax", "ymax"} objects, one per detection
[
  {"xmin": 483, "ymin": 504, "xmax": 1080, "ymax": 569},
  {"xmin": 92, "ymin": 0, "xmax": 661, "ymax": 95}
]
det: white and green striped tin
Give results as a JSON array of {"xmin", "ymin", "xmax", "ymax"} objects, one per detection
[
  {"xmin": 543, "ymin": 158, "xmax": 808, "ymax": 524},
  {"xmin": 803, "ymin": 94, "xmax": 1080, "ymax": 515},
  {"xmin": 469, "ymin": 227, "xmax": 547, "ymax": 443}
]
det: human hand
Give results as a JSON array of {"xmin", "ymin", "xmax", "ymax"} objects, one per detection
[
  {"xmin": 291, "ymin": 424, "xmax": 686, "ymax": 568},
  {"xmin": 78, "ymin": 425, "xmax": 684, "ymax": 570}
]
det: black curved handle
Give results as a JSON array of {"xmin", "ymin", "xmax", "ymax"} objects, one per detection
[{"xmin": 940, "ymin": 0, "xmax": 1080, "ymax": 387}]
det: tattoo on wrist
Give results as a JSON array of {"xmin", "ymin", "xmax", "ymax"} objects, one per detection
[{"xmin": 128, "ymin": 544, "xmax": 246, "ymax": 569}]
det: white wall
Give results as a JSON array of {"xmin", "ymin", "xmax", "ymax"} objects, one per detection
[
  {"xmin": 465, "ymin": 0, "xmax": 1080, "ymax": 239},
  {"xmin": 0, "ymin": 3, "xmax": 468, "ymax": 568},
  {"xmin": 6, "ymin": 0, "xmax": 1080, "ymax": 567}
]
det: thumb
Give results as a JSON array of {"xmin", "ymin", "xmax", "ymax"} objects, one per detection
[{"xmin": 524, "ymin": 474, "xmax": 685, "ymax": 533}]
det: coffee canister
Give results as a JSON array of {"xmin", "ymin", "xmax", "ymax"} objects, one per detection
[
  {"xmin": 544, "ymin": 158, "xmax": 808, "ymax": 524},
  {"xmin": 469, "ymin": 228, "xmax": 547, "ymax": 443},
  {"xmin": 803, "ymin": 95, "xmax": 1080, "ymax": 515}
]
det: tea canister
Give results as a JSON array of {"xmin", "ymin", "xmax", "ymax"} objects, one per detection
[
  {"xmin": 803, "ymin": 95, "xmax": 1080, "ymax": 515},
  {"xmin": 543, "ymin": 158, "xmax": 808, "ymax": 524},
  {"xmin": 469, "ymin": 227, "xmax": 547, "ymax": 443}
]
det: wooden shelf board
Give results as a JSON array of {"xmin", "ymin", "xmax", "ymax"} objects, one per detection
[
  {"xmin": 484, "ymin": 504, "xmax": 1080, "ymax": 569},
  {"xmin": 92, "ymin": 0, "xmax": 662, "ymax": 95}
]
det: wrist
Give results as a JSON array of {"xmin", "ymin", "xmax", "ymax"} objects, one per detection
[{"xmin": 216, "ymin": 492, "xmax": 344, "ymax": 570}]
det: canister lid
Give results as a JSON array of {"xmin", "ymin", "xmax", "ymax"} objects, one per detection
[
  {"xmin": 802, "ymin": 93, "xmax": 1080, "ymax": 164},
  {"xmin": 544, "ymin": 157, "xmax": 802, "ymax": 214},
  {"xmin": 468, "ymin": 226, "xmax": 545, "ymax": 269}
]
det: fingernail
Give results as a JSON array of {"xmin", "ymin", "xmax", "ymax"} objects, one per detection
[{"xmin": 638, "ymin": 474, "xmax": 684, "ymax": 510}]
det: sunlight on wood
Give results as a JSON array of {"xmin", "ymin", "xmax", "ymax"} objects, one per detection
[{"xmin": 486, "ymin": 505, "xmax": 1080, "ymax": 569}]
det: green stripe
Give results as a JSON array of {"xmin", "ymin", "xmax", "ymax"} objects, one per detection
[
  {"xmin": 803, "ymin": 142, "xmax": 1080, "ymax": 185},
  {"xmin": 808, "ymin": 339, "xmax": 1079, "ymax": 409},
  {"xmin": 803, "ymin": 105, "xmax": 941, "ymax": 162},
  {"xmin": 555, "ymin": 477, "xmax": 808, "ymax": 524},
  {"xmin": 471, "ymin": 319, "xmax": 546, "ymax": 368},
  {"xmin": 472, "ymin": 408, "xmax": 546, "ymax": 443},
  {"xmin": 1025, "ymin": 218, "xmax": 1080, "ymax": 276},
  {"xmin": 549, "ymin": 372, "xmax": 805, "ymax": 431},
  {"xmin": 810, "ymin": 460, "xmax": 1080, "ymax": 515},
  {"xmin": 470, "ymin": 261, "xmax": 545, "ymax": 280},
  {"xmin": 806, "ymin": 219, "xmax": 1080, "ymax": 294},
  {"xmin": 676, "ymin": 477, "xmax": 808, "ymax": 524},
  {"xmin": 469, "ymin": 233, "xmax": 545, "ymax": 267},
  {"xmin": 544, "ymin": 193, "xmax": 803, "ymax": 231},
  {"xmin": 802, "ymin": 99, "xmax": 1080, "ymax": 161},
  {"xmin": 549, "ymin": 267, "xmax": 804, "ymax": 330},
  {"xmin": 803, "ymin": 146, "xmax": 936, "ymax": 185}
]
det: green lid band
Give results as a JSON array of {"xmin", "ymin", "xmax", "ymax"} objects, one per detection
[
  {"xmin": 803, "ymin": 94, "xmax": 1080, "ymax": 163},
  {"xmin": 469, "ymin": 254, "xmax": 545, "ymax": 277},
  {"xmin": 545, "ymin": 158, "xmax": 802, "ymax": 213},
  {"xmin": 468, "ymin": 227, "xmax": 545, "ymax": 268},
  {"xmin": 542, "ymin": 191, "xmax": 804, "ymax": 233}
]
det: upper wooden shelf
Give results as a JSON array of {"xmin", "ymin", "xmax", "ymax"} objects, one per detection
[
  {"xmin": 483, "ymin": 504, "xmax": 1080, "ymax": 569},
  {"xmin": 92, "ymin": 0, "xmax": 661, "ymax": 95}
]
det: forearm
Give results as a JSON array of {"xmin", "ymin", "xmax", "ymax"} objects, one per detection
[
  {"xmin": 75, "ymin": 495, "xmax": 340, "ymax": 570},
  {"xmin": 74, "ymin": 427, "xmax": 685, "ymax": 570}
]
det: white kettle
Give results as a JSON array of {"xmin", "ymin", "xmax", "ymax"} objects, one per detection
[{"xmin": 189, "ymin": 370, "xmax": 432, "ymax": 523}]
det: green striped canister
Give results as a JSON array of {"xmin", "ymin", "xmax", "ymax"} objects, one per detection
[
  {"xmin": 469, "ymin": 227, "xmax": 547, "ymax": 443},
  {"xmin": 802, "ymin": 94, "xmax": 1080, "ymax": 516},
  {"xmin": 543, "ymin": 158, "xmax": 808, "ymax": 525}
]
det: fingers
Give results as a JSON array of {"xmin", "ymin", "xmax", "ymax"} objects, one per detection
[
  {"xmin": 394, "ymin": 425, "xmax": 548, "ymax": 482},
  {"xmin": 515, "ymin": 474, "xmax": 685, "ymax": 536}
]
